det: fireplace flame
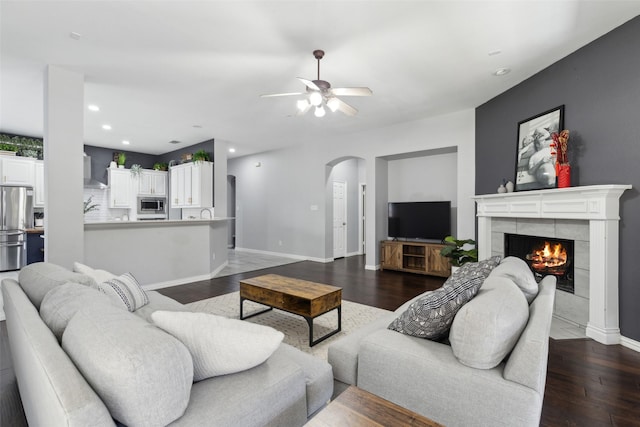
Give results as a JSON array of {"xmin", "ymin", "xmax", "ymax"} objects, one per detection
[{"xmin": 527, "ymin": 241, "xmax": 567, "ymax": 270}]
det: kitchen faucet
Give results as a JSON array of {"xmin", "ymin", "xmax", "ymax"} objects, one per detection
[{"xmin": 200, "ymin": 208, "xmax": 212, "ymax": 219}]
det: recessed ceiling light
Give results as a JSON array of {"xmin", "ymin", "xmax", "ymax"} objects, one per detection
[
  {"xmin": 122, "ymin": 140, "xmax": 130, "ymax": 145},
  {"xmin": 493, "ymin": 68, "xmax": 511, "ymax": 76},
  {"xmin": 229, "ymin": 148, "xmax": 236, "ymax": 153},
  {"xmin": 169, "ymin": 140, "xmax": 181, "ymax": 144},
  {"xmin": 488, "ymin": 50, "xmax": 502, "ymax": 56},
  {"xmin": 102, "ymin": 124, "xmax": 112, "ymax": 130},
  {"xmin": 88, "ymin": 105, "xmax": 100, "ymax": 112},
  {"xmin": 192, "ymin": 125, "xmax": 202, "ymax": 128},
  {"xmin": 70, "ymin": 32, "xmax": 82, "ymax": 40}
]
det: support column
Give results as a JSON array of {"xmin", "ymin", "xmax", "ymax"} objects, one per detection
[
  {"xmin": 586, "ymin": 219, "xmax": 621, "ymax": 344},
  {"xmin": 43, "ymin": 66, "xmax": 84, "ymax": 268}
]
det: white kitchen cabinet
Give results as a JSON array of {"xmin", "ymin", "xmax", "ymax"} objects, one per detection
[
  {"xmin": 108, "ymin": 168, "xmax": 132, "ymax": 208},
  {"xmin": 138, "ymin": 170, "xmax": 167, "ymax": 196},
  {"xmin": 169, "ymin": 161, "xmax": 213, "ymax": 208},
  {"xmin": 34, "ymin": 161, "xmax": 45, "ymax": 207},
  {"xmin": 1, "ymin": 156, "xmax": 35, "ymax": 186}
]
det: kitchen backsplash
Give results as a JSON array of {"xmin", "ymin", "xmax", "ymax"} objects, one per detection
[{"xmin": 83, "ymin": 188, "xmax": 129, "ymax": 222}]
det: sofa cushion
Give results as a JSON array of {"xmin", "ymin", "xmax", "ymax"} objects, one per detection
[
  {"xmin": 39, "ymin": 282, "xmax": 122, "ymax": 341},
  {"xmin": 151, "ymin": 310, "xmax": 284, "ymax": 381},
  {"xmin": 489, "ymin": 256, "xmax": 539, "ymax": 303},
  {"xmin": 72, "ymin": 261, "xmax": 117, "ymax": 284},
  {"xmin": 388, "ymin": 256, "xmax": 501, "ymax": 339},
  {"xmin": 93, "ymin": 272, "xmax": 149, "ymax": 311},
  {"xmin": 449, "ymin": 276, "xmax": 529, "ymax": 369},
  {"xmin": 62, "ymin": 304, "xmax": 193, "ymax": 427},
  {"xmin": 18, "ymin": 262, "xmax": 95, "ymax": 309}
]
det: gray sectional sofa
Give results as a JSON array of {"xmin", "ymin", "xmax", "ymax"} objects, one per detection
[
  {"xmin": 2, "ymin": 262, "xmax": 333, "ymax": 427},
  {"xmin": 328, "ymin": 256, "xmax": 557, "ymax": 427}
]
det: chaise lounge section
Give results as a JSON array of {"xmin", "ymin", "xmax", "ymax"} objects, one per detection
[{"xmin": 3, "ymin": 262, "xmax": 333, "ymax": 427}]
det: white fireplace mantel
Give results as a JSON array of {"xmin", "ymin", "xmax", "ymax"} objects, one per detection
[{"xmin": 473, "ymin": 184, "xmax": 632, "ymax": 345}]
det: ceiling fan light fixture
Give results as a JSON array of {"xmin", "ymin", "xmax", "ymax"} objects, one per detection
[
  {"xmin": 314, "ymin": 106, "xmax": 326, "ymax": 118},
  {"xmin": 326, "ymin": 98, "xmax": 340, "ymax": 112},
  {"xmin": 296, "ymin": 99, "xmax": 309, "ymax": 111},
  {"xmin": 309, "ymin": 91, "xmax": 323, "ymax": 107}
]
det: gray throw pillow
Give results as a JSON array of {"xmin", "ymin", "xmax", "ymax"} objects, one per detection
[
  {"xmin": 489, "ymin": 256, "xmax": 539, "ymax": 303},
  {"xmin": 62, "ymin": 304, "xmax": 193, "ymax": 427},
  {"xmin": 450, "ymin": 277, "xmax": 529, "ymax": 369},
  {"xmin": 18, "ymin": 262, "xmax": 95, "ymax": 309},
  {"xmin": 388, "ymin": 256, "xmax": 501, "ymax": 339},
  {"xmin": 40, "ymin": 282, "xmax": 122, "ymax": 341}
]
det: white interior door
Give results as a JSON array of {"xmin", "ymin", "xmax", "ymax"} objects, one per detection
[{"xmin": 333, "ymin": 181, "xmax": 347, "ymax": 259}]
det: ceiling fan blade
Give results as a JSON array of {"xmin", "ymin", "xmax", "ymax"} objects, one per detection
[
  {"xmin": 297, "ymin": 77, "xmax": 320, "ymax": 91},
  {"xmin": 328, "ymin": 97, "xmax": 358, "ymax": 116},
  {"xmin": 330, "ymin": 87, "xmax": 372, "ymax": 97},
  {"xmin": 260, "ymin": 92, "xmax": 305, "ymax": 98}
]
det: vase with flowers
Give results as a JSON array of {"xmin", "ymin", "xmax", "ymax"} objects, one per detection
[{"xmin": 550, "ymin": 129, "xmax": 570, "ymax": 188}]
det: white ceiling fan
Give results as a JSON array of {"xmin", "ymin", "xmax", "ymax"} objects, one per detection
[{"xmin": 261, "ymin": 49, "xmax": 372, "ymax": 117}]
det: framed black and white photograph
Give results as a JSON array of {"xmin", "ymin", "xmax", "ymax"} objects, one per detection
[{"xmin": 514, "ymin": 105, "xmax": 564, "ymax": 191}]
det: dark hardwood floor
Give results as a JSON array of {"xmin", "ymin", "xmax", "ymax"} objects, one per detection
[{"xmin": 2, "ymin": 255, "xmax": 639, "ymax": 426}]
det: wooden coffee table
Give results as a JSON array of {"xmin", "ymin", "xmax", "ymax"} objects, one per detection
[
  {"xmin": 239, "ymin": 274, "xmax": 342, "ymax": 347},
  {"xmin": 305, "ymin": 386, "xmax": 444, "ymax": 426}
]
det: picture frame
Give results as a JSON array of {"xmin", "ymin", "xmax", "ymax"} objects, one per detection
[{"xmin": 514, "ymin": 105, "xmax": 564, "ymax": 191}]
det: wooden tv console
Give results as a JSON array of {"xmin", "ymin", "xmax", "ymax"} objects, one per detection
[{"xmin": 380, "ymin": 240, "xmax": 451, "ymax": 277}]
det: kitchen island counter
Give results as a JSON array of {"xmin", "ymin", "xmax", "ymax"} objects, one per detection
[{"xmin": 84, "ymin": 218, "xmax": 230, "ymax": 289}]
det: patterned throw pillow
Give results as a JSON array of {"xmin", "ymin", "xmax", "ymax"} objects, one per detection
[
  {"xmin": 94, "ymin": 273, "xmax": 149, "ymax": 312},
  {"xmin": 388, "ymin": 256, "xmax": 501, "ymax": 339}
]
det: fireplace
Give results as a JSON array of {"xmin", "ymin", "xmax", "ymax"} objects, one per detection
[
  {"xmin": 505, "ymin": 234, "xmax": 574, "ymax": 293},
  {"xmin": 473, "ymin": 185, "xmax": 631, "ymax": 345}
]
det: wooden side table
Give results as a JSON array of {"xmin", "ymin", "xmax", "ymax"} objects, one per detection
[{"xmin": 306, "ymin": 386, "xmax": 444, "ymax": 426}]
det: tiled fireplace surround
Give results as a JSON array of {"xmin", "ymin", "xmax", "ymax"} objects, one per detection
[{"xmin": 474, "ymin": 185, "xmax": 631, "ymax": 345}]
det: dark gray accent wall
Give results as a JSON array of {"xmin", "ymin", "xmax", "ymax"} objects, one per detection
[
  {"xmin": 84, "ymin": 145, "xmax": 157, "ymax": 183},
  {"xmin": 476, "ymin": 16, "xmax": 640, "ymax": 341},
  {"xmin": 157, "ymin": 140, "xmax": 214, "ymax": 165}
]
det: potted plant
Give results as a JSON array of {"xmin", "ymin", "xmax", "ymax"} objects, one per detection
[
  {"xmin": 0, "ymin": 142, "xmax": 19, "ymax": 156},
  {"xmin": 440, "ymin": 236, "xmax": 478, "ymax": 271},
  {"xmin": 130, "ymin": 164, "xmax": 142, "ymax": 177},
  {"xmin": 152, "ymin": 162, "xmax": 168, "ymax": 171},
  {"xmin": 117, "ymin": 152, "xmax": 127, "ymax": 168},
  {"xmin": 192, "ymin": 149, "xmax": 210, "ymax": 162}
]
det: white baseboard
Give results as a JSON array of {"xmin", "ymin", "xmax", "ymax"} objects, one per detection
[
  {"xmin": 621, "ymin": 335, "xmax": 640, "ymax": 353},
  {"xmin": 365, "ymin": 264, "xmax": 380, "ymax": 271},
  {"xmin": 142, "ymin": 261, "xmax": 229, "ymax": 291},
  {"xmin": 234, "ymin": 247, "xmax": 307, "ymax": 260}
]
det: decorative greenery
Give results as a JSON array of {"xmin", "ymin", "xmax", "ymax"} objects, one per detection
[
  {"xmin": 83, "ymin": 196, "xmax": 100, "ymax": 214},
  {"xmin": 153, "ymin": 162, "xmax": 168, "ymax": 171},
  {"xmin": 117, "ymin": 152, "xmax": 127, "ymax": 166},
  {"xmin": 0, "ymin": 134, "xmax": 43, "ymax": 158},
  {"xmin": 130, "ymin": 164, "xmax": 142, "ymax": 176},
  {"xmin": 192, "ymin": 149, "xmax": 210, "ymax": 162},
  {"xmin": 0, "ymin": 143, "xmax": 19, "ymax": 152},
  {"xmin": 440, "ymin": 236, "xmax": 478, "ymax": 267}
]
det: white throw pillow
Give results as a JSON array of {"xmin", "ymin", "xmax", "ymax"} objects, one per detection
[
  {"xmin": 73, "ymin": 262, "xmax": 117, "ymax": 284},
  {"xmin": 489, "ymin": 256, "xmax": 539, "ymax": 303},
  {"xmin": 151, "ymin": 310, "xmax": 284, "ymax": 381},
  {"xmin": 93, "ymin": 273, "xmax": 149, "ymax": 312}
]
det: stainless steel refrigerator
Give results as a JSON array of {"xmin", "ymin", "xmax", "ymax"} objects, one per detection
[{"xmin": 0, "ymin": 185, "xmax": 33, "ymax": 271}]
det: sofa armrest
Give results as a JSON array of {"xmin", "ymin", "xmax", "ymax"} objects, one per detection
[{"xmin": 357, "ymin": 329, "xmax": 542, "ymax": 427}]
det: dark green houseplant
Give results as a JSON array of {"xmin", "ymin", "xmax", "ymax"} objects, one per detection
[{"xmin": 440, "ymin": 236, "xmax": 478, "ymax": 267}]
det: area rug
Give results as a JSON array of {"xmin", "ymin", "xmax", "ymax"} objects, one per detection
[{"xmin": 186, "ymin": 292, "xmax": 393, "ymax": 360}]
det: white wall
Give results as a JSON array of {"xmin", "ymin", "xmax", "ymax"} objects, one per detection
[
  {"xmin": 387, "ymin": 149, "xmax": 459, "ymax": 236},
  {"xmin": 228, "ymin": 108, "xmax": 476, "ymax": 268}
]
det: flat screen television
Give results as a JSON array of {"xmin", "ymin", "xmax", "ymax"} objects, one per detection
[{"xmin": 388, "ymin": 201, "xmax": 451, "ymax": 241}]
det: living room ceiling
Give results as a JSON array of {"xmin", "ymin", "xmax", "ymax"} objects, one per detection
[{"xmin": 1, "ymin": 1, "xmax": 639, "ymax": 157}]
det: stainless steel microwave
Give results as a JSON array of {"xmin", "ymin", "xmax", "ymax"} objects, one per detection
[{"xmin": 137, "ymin": 197, "xmax": 166, "ymax": 218}]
